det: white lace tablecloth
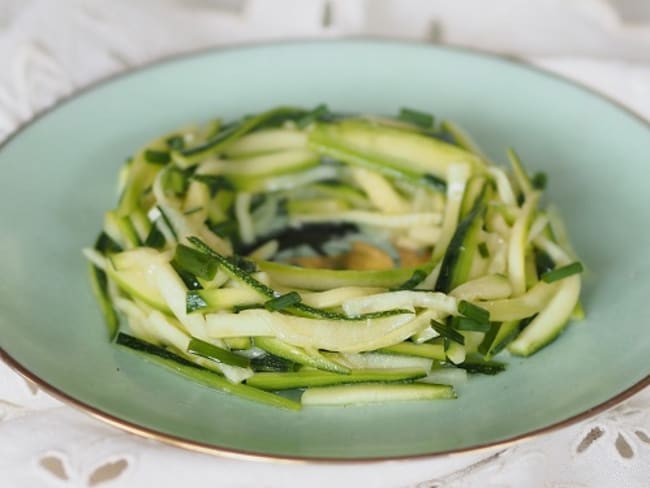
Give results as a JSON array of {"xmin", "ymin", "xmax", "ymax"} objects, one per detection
[{"xmin": 1, "ymin": 1, "xmax": 649, "ymax": 486}]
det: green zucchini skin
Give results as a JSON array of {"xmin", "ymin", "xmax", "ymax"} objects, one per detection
[
  {"xmin": 257, "ymin": 260, "xmax": 422, "ymax": 291},
  {"xmin": 177, "ymin": 106, "xmax": 307, "ymax": 163},
  {"xmin": 188, "ymin": 236, "xmax": 411, "ymax": 321},
  {"xmin": 308, "ymin": 119, "xmax": 480, "ymax": 183},
  {"xmin": 116, "ymin": 333, "xmax": 301, "ymax": 410},
  {"xmin": 247, "ymin": 368, "xmax": 427, "ymax": 390},
  {"xmin": 254, "ymin": 336, "xmax": 350, "ymax": 374},
  {"xmin": 435, "ymin": 188, "xmax": 487, "ymax": 293},
  {"xmin": 87, "ymin": 263, "xmax": 119, "ymax": 340}
]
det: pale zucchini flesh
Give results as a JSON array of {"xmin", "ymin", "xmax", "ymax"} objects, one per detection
[{"xmin": 301, "ymin": 383, "xmax": 455, "ymax": 405}]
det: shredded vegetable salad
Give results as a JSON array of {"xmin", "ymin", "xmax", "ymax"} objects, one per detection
[{"xmin": 85, "ymin": 105, "xmax": 584, "ymax": 409}]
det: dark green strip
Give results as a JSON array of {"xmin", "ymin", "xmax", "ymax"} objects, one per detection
[
  {"xmin": 143, "ymin": 223, "xmax": 166, "ymax": 249},
  {"xmin": 456, "ymin": 317, "xmax": 491, "ymax": 332},
  {"xmin": 117, "ymin": 333, "xmax": 201, "ymax": 367},
  {"xmin": 156, "ymin": 206, "xmax": 178, "ymax": 240},
  {"xmin": 457, "ymin": 356, "xmax": 507, "ymax": 375},
  {"xmin": 477, "ymin": 322, "xmax": 501, "ymax": 356},
  {"xmin": 541, "ymin": 261, "xmax": 583, "ymax": 283},
  {"xmin": 233, "ymin": 304, "xmax": 264, "ymax": 313},
  {"xmin": 166, "ymin": 135, "xmax": 185, "ymax": 151},
  {"xmin": 144, "ymin": 149, "xmax": 171, "ymax": 165},
  {"xmin": 225, "ymin": 255, "xmax": 258, "ymax": 274},
  {"xmin": 531, "ymin": 172, "xmax": 547, "ymax": 190},
  {"xmin": 493, "ymin": 319, "xmax": 528, "ymax": 356},
  {"xmin": 295, "ymin": 103, "xmax": 329, "ymax": 129},
  {"xmin": 398, "ymin": 107, "xmax": 434, "ymax": 129},
  {"xmin": 205, "ymin": 219, "xmax": 239, "ymax": 240},
  {"xmin": 535, "ymin": 249, "xmax": 555, "ymax": 276},
  {"xmin": 94, "ymin": 231, "xmax": 123, "ymax": 255},
  {"xmin": 173, "ymin": 244, "xmax": 218, "ymax": 280},
  {"xmin": 478, "ymin": 242, "xmax": 490, "ymax": 258},
  {"xmin": 419, "ymin": 173, "xmax": 447, "ymax": 192},
  {"xmin": 393, "ymin": 269, "xmax": 427, "ymax": 290},
  {"xmin": 172, "ymin": 262, "xmax": 202, "ymax": 291},
  {"xmin": 430, "ymin": 319, "xmax": 465, "ymax": 345},
  {"xmin": 434, "ymin": 188, "xmax": 486, "ymax": 292},
  {"xmin": 88, "ymin": 263, "xmax": 119, "ymax": 340},
  {"xmin": 458, "ymin": 300, "xmax": 490, "ymax": 324},
  {"xmin": 187, "ymin": 337, "xmax": 250, "ymax": 368},
  {"xmin": 192, "ymin": 174, "xmax": 234, "ymax": 195},
  {"xmin": 183, "ymin": 206, "xmax": 203, "ymax": 216},
  {"xmin": 264, "ymin": 291, "xmax": 302, "ymax": 311}
]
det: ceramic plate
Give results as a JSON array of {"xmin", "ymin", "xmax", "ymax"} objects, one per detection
[{"xmin": 0, "ymin": 40, "xmax": 648, "ymax": 461}]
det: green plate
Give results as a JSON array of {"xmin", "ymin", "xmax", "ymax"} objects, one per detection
[{"xmin": 0, "ymin": 40, "xmax": 648, "ymax": 461}]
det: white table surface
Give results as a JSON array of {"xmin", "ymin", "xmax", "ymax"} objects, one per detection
[{"xmin": 0, "ymin": 1, "xmax": 648, "ymax": 486}]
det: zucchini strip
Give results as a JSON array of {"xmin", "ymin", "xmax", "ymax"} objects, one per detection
[
  {"xmin": 225, "ymin": 128, "xmax": 308, "ymax": 157},
  {"xmin": 477, "ymin": 281, "xmax": 558, "ymax": 321},
  {"xmin": 299, "ymin": 286, "xmax": 386, "ymax": 308},
  {"xmin": 247, "ymin": 368, "xmax": 426, "ymax": 390},
  {"xmin": 507, "ymin": 192, "xmax": 540, "ymax": 296},
  {"xmin": 206, "ymin": 309, "xmax": 415, "ymax": 353},
  {"xmin": 175, "ymin": 106, "xmax": 306, "ymax": 167},
  {"xmin": 432, "ymin": 163, "xmax": 472, "ymax": 262},
  {"xmin": 488, "ymin": 167, "xmax": 517, "ymax": 207},
  {"xmin": 254, "ymin": 336, "xmax": 350, "ymax": 374},
  {"xmin": 449, "ymin": 274, "xmax": 512, "ymax": 301},
  {"xmin": 350, "ymin": 167, "xmax": 410, "ymax": 213},
  {"xmin": 116, "ymin": 333, "xmax": 299, "ymax": 410},
  {"xmin": 200, "ymin": 149, "xmax": 319, "ymax": 178},
  {"xmin": 507, "ymin": 148, "xmax": 533, "ymax": 199},
  {"xmin": 309, "ymin": 119, "xmax": 480, "ymax": 182},
  {"xmin": 87, "ymin": 263, "xmax": 119, "ymax": 339},
  {"xmin": 257, "ymin": 260, "xmax": 420, "ymax": 290},
  {"xmin": 508, "ymin": 274, "xmax": 581, "ymax": 356},
  {"xmin": 378, "ymin": 342, "xmax": 446, "ymax": 361},
  {"xmin": 341, "ymin": 290, "xmax": 457, "ymax": 317},
  {"xmin": 435, "ymin": 184, "xmax": 486, "ymax": 292},
  {"xmin": 301, "ymin": 383, "xmax": 455, "ymax": 405},
  {"xmin": 289, "ymin": 210, "xmax": 442, "ymax": 229}
]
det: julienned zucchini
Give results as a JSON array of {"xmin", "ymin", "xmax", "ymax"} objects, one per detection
[
  {"xmin": 86, "ymin": 105, "xmax": 584, "ymax": 409},
  {"xmin": 253, "ymin": 336, "xmax": 351, "ymax": 374},
  {"xmin": 308, "ymin": 119, "xmax": 481, "ymax": 183},
  {"xmin": 256, "ymin": 261, "xmax": 421, "ymax": 290},
  {"xmin": 87, "ymin": 263, "xmax": 119, "ymax": 339},
  {"xmin": 301, "ymin": 383, "xmax": 456, "ymax": 405},
  {"xmin": 116, "ymin": 333, "xmax": 300, "ymax": 410},
  {"xmin": 246, "ymin": 368, "xmax": 427, "ymax": 390},
  {"xmin": 435, "ymin": 186, "xmax": 488, "ymax": 293}
]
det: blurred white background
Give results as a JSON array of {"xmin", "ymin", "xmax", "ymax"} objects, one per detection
[{"xmin": 0, "ymin": 0, "xmax": 649, "ymax": 140}]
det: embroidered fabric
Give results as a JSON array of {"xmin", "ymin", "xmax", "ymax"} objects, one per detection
[{"xmin": 0, "ymin": 1, "xmax": 648, "ymax": 486}]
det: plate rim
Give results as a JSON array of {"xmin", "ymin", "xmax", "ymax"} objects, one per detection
[{"xmin": 0, "ymin": 38, "xmax": 648, "ymax": 463}]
